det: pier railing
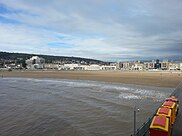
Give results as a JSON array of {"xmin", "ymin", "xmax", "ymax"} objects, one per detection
[
  {"xmin": 131, "ymin": 81, "xmax": 182, "ymax": 136},
  {"xmin": 135, "ymin": 118, "xmax": 152, "ymax": 136}
]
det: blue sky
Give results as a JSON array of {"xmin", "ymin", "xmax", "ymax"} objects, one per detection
[{"xmin": 0, "ymin": 0, "xmax": 182, "ymax": 61}]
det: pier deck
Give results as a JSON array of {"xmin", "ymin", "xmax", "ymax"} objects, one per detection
[
  {"xmin": 131, "ymin": 81, "xmax": 182, "ymax": 136},
  {"xmin": 171, "ymin": 82, "xmax": 182, "ymax": 136}
]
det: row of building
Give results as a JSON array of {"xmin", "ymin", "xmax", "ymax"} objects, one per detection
[
  {"xmin": 25, "ymin": 56, "xmax": 116, "ymax": 70},
  {"xmin": 119, "ymin": 60, "xmax": 182, "ymax": 71},
  {"xmin": 25, "ymin": 56, "xmax": 182, "ymax": 71}
]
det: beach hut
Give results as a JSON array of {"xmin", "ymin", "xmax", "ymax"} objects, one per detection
[
  {"xmin": 162, "ymin": 101, "xmax": 177, "ymax": 125},
  {"xmin": 166, "ymin": 96, "xmax": 179, "ymax": 115},
  {"xmin": 150, "ymin": 116, "xmax": 170, "ymax": 136},
  {"xmin": 156, "ymin": 107, "xmax": 172, "ymax": 126}
]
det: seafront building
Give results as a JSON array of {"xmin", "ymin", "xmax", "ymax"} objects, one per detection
[
  {"xmin": 44, "ymin": 63, "xmax": 60, "ymax": 69},
  {"xmin": 57, "ymin": 64, "xmax": 116, "ymax": 71},
  {"xmin": 144, "ymin": 62, "xmax": 155, "ymax": 70},
  {"xmin": 22, "ymin": 56, "xmax": 182, "ymax": 71},
  {"xmin": 119, "ymin": 60, "xmax": 182, "ymax": 71},
  {"xmin": 1, "ymin": 53, "xmax": 182, "ymax": 71},
  {"xmin": 26, "ymin": 56, "xmax": 45, "ymax": 69}
]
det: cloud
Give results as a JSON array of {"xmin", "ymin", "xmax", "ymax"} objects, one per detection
[{"xmin": 0, "ymin": 0, "xmax": 182, "ymax": 61}]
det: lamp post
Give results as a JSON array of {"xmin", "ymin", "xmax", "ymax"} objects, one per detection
[
  {"xmin": 134, "ymin": 106, "xmax": 140, "ymax": 136},
  {"xmin": 134, "ymin": 109, "xmax": 136, "ymax": 136}
]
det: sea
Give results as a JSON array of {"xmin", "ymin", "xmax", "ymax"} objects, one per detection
[{"xmin": 0, "ymin": 78, "xmax": 173, "ymax": 136}]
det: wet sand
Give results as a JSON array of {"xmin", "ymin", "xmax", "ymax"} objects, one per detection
[{"xmin": 1, "ymin": 70, "xmax": 182, "ymax": 88}]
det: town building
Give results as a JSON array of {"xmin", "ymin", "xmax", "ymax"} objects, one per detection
[
  {"xmin": 86, "ymin": 64, "xmax": 100, "ymax": 71},
  {"xmin": 180, "ymin": 63, "xmax": 182, "ymax": 70},
  {"xmin": 161, "ymin": 61, "xmax": 170, "ymax": 70},
  {"xmin": 120, "ymin": 62, "xmax": 134, "ymax": 70},
  {"xmin": 169, "ymin": 62, "xmax": 180, "ymax": 70},
  {"xmin": 144, "ymin": 62, "xmax": 155, "ymax": 70},
  {"xmin": 24, "ymin": 57, "xmax": 182, "ymax": 71},
  {"xmin": 101, "ymin": 65, "xmax": 117, "ymax": 70},
  {"xmin": 26, "ymin": 56, "xmax": 45, "ymax": 69},
  {"xmin": 132, "ymin": 62, "xmax": 144, "ymax": 70},
  {"xmin": 44, "ymin": 63, "xmax": 59, "ymax": 69}
]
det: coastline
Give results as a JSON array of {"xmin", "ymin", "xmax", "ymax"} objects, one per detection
[{"xmin": 1, "ymin": 70, "xmax": 182, "ymax": 88}]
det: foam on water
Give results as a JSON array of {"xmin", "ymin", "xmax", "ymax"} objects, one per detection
[
  {"xmin": 118, "ymin": 93, "xmax": 141, "ymax": 100},
  {"xmin": 118, "ymin": 88, "xmax": 169, "ymax": 101},
  {"xmin": 100, "ymin": 86, "xmax": 132, "ymax": 91},
  {"xmin": 6, "ymin": 78, "xmax": 171, "ymax": 101}
]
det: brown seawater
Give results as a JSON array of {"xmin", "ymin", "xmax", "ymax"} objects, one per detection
[{"xmin": 0, "ymin": 78, "xmax": 173, "ymax": 136}]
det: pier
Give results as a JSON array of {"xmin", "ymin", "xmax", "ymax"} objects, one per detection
[
  {"xmin": 131, "ymin": 81, "xmax": 182, "ymax": 136},
  {"xmin": 171, "ymin": 81, "xmax": 182, "ymax": 136}
]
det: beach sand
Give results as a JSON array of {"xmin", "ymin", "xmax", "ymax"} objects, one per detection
[{"xmin": 1, "ymin": 70, "xmax": 182, "ymax": 88}]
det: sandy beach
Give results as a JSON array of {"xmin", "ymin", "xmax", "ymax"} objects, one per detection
[{"xmin": 1, "ymin": 70, "xmax": 182, "ymax": 88}]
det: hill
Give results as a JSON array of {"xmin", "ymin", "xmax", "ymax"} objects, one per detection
[{"xmin": 0, "ymin": 51, "xmax": 108, "ymax": 65}]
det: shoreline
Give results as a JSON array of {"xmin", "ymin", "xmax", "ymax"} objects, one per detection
[{"xmin": 1, "ymin": 70, "xmax": 182, "ymax": 88}]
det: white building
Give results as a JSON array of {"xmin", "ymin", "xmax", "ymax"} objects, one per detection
[
  {"xmin": 44, "ymin": 63, "xmax": 59, "ymax": 69},
  {"xmin": 58, "ymin": 64, "xmax": 117, "ymax": 71},
  {"xmin": 121, "ymin": 62, "xmax": 133, "ymax": 70},
  {"xmin": 144, "ymin": 62, "xmax": 155, "ymax": 70},
  {"xmin": 58, "ymin": 64, "xmax": 79, "ymax": 70},
  {"xmin": 101, "ymin": 65, "xmax": 117, "ymax": 70},
  {"xmin": 86, "ymin": 64, "xmax": 101, "ymax": 71},
  {"xmin": 132, "ymin": 63, "xmax": 144, "ymax": 70},
  {"xmin": 26, "ymin": 56, "xmax": 45, "ymax": 69},
  {"xmin": 180, "ymin": 63, "xmax": 182, "ymax": 70},
  {"xmin": 169, "ymin": 62, "xmax": 180, "ymax": 70},
  {"xmin": 161, "ymin": 62, "xmax": 169, "ymax": 70}
]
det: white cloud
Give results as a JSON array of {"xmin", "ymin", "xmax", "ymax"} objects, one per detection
[{"xmin": 0, "ymin": 0, "xmax": 182, "ymax": 61}]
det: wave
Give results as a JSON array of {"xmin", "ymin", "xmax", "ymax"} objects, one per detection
[
  {"xmin": 118, "ymin": 93, "xmax": 141, "ymax": 100},
  {"xmin": 118, "ymin": 88, "xmax": 170, "ymax": 101},
  {"xmin": 2, "ymin": 78, "xmax": 171, "ymax": 102}
]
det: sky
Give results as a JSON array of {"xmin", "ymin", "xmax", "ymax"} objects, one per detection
[{"xmin": 0, "ymin": 0, "xmax": 182, "ymax": 61}]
